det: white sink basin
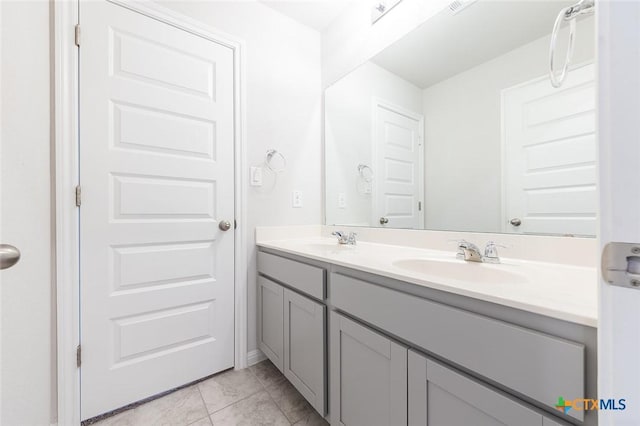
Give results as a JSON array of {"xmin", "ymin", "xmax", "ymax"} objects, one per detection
[{"xmin": 392, "ymin": 258, "xmax": 528, "ymax": 284}]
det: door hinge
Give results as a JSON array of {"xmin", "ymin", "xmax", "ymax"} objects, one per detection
[
  {"xmin": 74, "ymin": 24, "xmax": 81, "ymax": 47},
  {"xmin": 602, "ymin": 242, "xmax": 640, "ymax": 290},
  {"xmin": 75, "ymin": 185, "xmax": 81, "ymax": 207},
  {"xmin": 418, "ymin": 201, "xmax": 422, "ymax": 211},
  {"xmin": 76, "ymin": 344, "xmax": 81, "ymax": 368}
]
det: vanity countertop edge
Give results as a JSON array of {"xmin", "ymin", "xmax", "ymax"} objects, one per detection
[{"xmin": 256, "ymin": 238, "xmax": 598, "ymax": 328}]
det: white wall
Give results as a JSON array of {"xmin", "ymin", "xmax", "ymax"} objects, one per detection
[
  {"xmin": 422, "ymin": 17, "xmax": 595, "ymax": 232},
  {"xmin": 322, "ymin": 0, "xmax": 449, "ymax": 87},
  {"xmin": 325, "ymin": 62, "xmax": 422, "ymax": 226},
  {"xmin": 0, "ymin": 1, "xmax": 55, "ymax": 424},
  {"xmin": 158, "ymin": 1, "xmax": 322, "ymax": 355}
]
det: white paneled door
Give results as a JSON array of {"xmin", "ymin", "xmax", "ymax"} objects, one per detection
[
  {"xmin": 503, "ymin": 63, "xmax": 596, "ymax": 236},
  {"xmin": 373, "ymin": 101, "xmax": 424, "ymax": 229},
  {"xmin": 79, "ymin": 2, "xmax": 235, "ymax": 419},
  {"xmin": 598, "ymin": 1, "xmax": 640, "ymax": 423}
]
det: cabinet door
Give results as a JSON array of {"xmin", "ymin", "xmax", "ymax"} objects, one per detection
[
  {"xmin": 408, "ymin": 350, "xmax": 542, "ymax": 426},
  {"xmin": 283, "ymin": 289, "xmax": 326, "ymax": 415},
  {"xmin": 330, "ymin": 312, "xmax": 407, "ymax": 426},
  {"xmin": 258, "ymin": 276, "xmax": 284, "ymax": 371}
]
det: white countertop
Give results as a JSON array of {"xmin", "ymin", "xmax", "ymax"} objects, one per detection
[{"xmin": 257, "ymin": 237, "xmax": 598, "ymax": 327}]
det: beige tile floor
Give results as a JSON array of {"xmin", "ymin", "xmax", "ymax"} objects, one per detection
[{"xmin": 92, "ymin": 360, "xmax": 328, "ymax": 426}]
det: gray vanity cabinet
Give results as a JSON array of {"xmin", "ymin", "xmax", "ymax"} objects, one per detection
[
  {"xmin": 283, "ymin": 288, "xmax": 326, "ymax": 415},
  {"xmin": 330, "ymin": 311, "xmax": 408, "ymax": 426},
  {"xmin": 257, "ymin": 251, "xmax": 327, "ymax": 416},
  {"xmin": 257, "ymin": 249, "xmax": 594, "ymax": 426},
  {"xmin": 258, "ymin": 276, "xmax": 284, "ymax": 371}
]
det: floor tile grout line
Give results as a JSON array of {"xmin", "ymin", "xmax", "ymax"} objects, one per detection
[
  {"xmin": 195, "ymin": 365, "xmax": 268, "ymax": 417},
  {"xmin": 265, "ymin": 387, "xmax": 294, "ymax": 425},
  {"xmin": 195, "ymin": 384, "xmax": 212, "ymax": 425},
  {"xmin": 200, "ymin": 386, "xmax": 266, "ymax": 417},
  {"xmin": 247, "ymin": 363, "xmax": 268, "ymax": 389},
  {"xmin": 248, "ymin": 361, "xmax": 285, "ymax": 390},
  {"xmin": 252, "ymin": 362, "xmax": 295, "ymax": 425}
]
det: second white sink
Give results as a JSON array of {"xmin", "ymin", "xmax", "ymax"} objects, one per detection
[{"xmin": 392, "ymin": 258, "xmax": 528, "ymax": 284}]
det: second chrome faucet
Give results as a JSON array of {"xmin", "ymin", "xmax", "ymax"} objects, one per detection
[{"xmin": 332, "ymin": 231, "xmax": 357, "ymax": 245}]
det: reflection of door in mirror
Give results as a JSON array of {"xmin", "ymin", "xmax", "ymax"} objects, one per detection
[
  {"xmin": 503, "ymin": 63, "xmax": 596, "ymax": 236},
  {"xmin": 372, "ymin": 99, "xmax": 424, "ymax": 229}
]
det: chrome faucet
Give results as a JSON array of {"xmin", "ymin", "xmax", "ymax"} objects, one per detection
[
  {"xmin": 482, "ymin": 241, "xmax": 506, "ymax": 264},
  {"xmin": 455, "ymin": 240, "xmax": 505, "ymax": 263},
  {"xmin": 455, "ymin": 240, "xmax": 483, "ymax": 262},
  {"xmin": 332, "ymin": 231, "xmax": 357, "ymax": 245}
]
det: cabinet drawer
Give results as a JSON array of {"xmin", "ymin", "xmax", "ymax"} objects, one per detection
[
  {"xmin": 331, "ymin": 273, "xmax": 585, "ymax": 421},
  {"xmin": 258, "ymin": 251, "xmax": 325, "ymax": 300}
]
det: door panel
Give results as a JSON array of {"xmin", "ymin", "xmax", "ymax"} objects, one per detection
[
  {"xmin": 80, "ymin": 1, "xmax": 235, "ymax": 418},
  {"xmin": 373, "ymin": 103, "xmax": 423, "ymax": 229},
  {"xmin": 408, "ymin": 350, "xmax": 545, "ymax": 426},
  {"xmin": 503, "ymin": 64, "xmax": 596, "ymax": 236},
  {"xmin": 258, "ymin": 277, "xmax": 285, "ymax": 371},
  {"xmin": 283, "ymin": 289, "xmax": 325, "ymax": 415},
  {"xmin": 598, "ymin": 2, "xmax": 640, "ymax": 424},
  {"xmin": 0, "ymin": 1, "xmax": 54, "ymax": 424},
  {"xmin": 330, "ymin": 312, "xmax": 407, "ymax": 426}
]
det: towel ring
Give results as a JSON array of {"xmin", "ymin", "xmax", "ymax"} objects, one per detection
[
  {"xmin": 357, "ymin": 164, "xmax": 373, "ymax": 182},
  {"xmin": 549, "ymin": 6, "xmax": 576, "ymax": 88},
  {"xmin": 549, "ymin": 0, "xmax": 594, "ymax": 88},
  {"xmin": 265, "ymin": 149, "xmax": 286, "ymax": 173}
]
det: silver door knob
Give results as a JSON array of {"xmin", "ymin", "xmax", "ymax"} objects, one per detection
[
  {"xmin": 218, "ymin": 220, "xmax": 232, "ymax": 231},
  {"xmin": 0, "ymin": 244, "xmax": 21, "ymax": 270},
  {"xmin": 379, "ymin": 217, "xmax": 389, "ymax": 225},
  {"xmin": 510, "ymin": 218, "xmax": 522, "ymax": 227}
]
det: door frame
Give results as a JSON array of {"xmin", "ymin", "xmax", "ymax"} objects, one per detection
[
  {"xmin": 370, "ymin": 97, "xmax": 425, "ymax": 229},
  {"xmin": 54, "ymin": 1, "xmax": 248, "ymax": 424}
]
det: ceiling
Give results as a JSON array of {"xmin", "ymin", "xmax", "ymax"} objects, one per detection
[
  {"xmin": 260, "ymin": 0, "xmax": 355, "ymax": 31},
  {"xmin": 372, "ymin": 0, "xmax": 580, "ymax": 88}
]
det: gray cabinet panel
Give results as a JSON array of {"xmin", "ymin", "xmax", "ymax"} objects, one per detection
[
  {"xmin": 331, "ymin": 273, "xmax": 585, "ymax": 421},
  {"xmin": 543, "ymin": 417, "xmax": 565, "ymax": 426},
  {"xmin": 330, "ymin": 311, "xmax": 407, "ymax": 426},
  {"xmin": 283, "ymin": 289, "xmax": 326, "ymax": 416},
  {"xmin": 258, "ymin": 276, "xmax": 284, "ymax": 372},
  {"xmin": 409, "ymin": 350, "xmax": 542, "ymax": 426},
  {"xmin": 258, "ymin": 251, "xmax": 325, "ymax": 300},
  {"xmin": 408, "ymin": 350, "xmax": 427, "ymax": 426}
]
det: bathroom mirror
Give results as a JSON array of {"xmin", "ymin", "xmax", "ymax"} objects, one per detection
[{"xmin": 324, "ymin": 0, "xmax": 596, "ymax": 236}]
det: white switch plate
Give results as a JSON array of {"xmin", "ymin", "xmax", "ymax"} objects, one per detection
[
  {"xmin": 292, "ymin": 190, "xmax": 303, "ymax": 208},
  {"xmin": 338, "ymin": 193, "xmax": 346, "ymax": 209},
  {"xmin": 250, "ymin": 166, "xmax": 263, "ymax": 186}
]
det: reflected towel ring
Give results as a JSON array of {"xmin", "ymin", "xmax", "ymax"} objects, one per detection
[
  {"xmin": 265, "ymin": 149, "xmax": 286, "ymax": 173},
  {"xmin": 357, "ymin": 164, "xmax": 373, "ymax": 182},
  {"xmin": 549, "ymin": 0, "xmax": 594, "ymax": 88},
  {"xmin": 549, "ymin": 6, "xmax": 575, "ymax": 88}
]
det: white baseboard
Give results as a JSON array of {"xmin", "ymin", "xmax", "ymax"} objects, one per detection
[{"xmin": 247, "ymin": 349, "xmax": 266, "ymax": 367}]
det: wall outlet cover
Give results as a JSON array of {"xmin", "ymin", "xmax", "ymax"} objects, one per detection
[
  {"xmin": 338, "ymin": 193, "xmax": 346, "ymax": 208},
  {"xmin": 292, "ymin": 190, "xmax": 303, "ymax": 208}
]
